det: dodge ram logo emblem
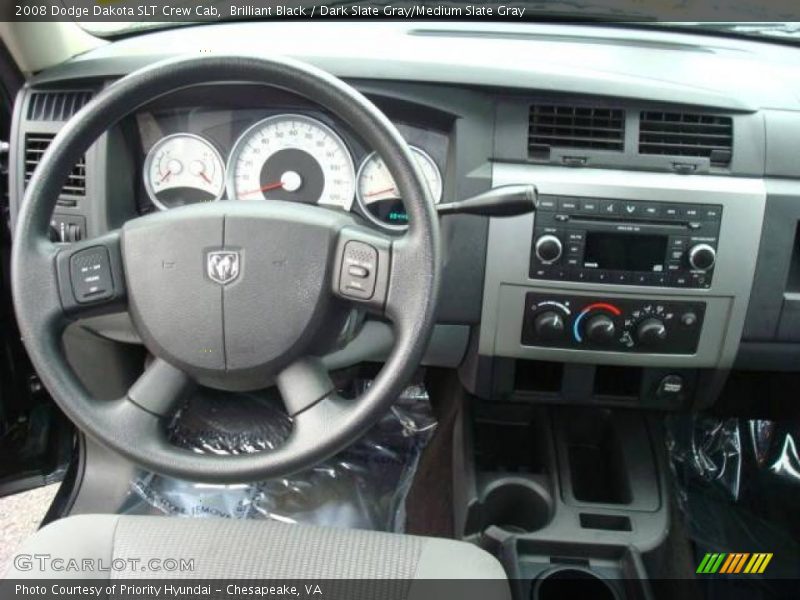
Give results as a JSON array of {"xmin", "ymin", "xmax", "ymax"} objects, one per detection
[{"xmin": 207, "ymin": 251, "xmax": 240, "ymax": 285}]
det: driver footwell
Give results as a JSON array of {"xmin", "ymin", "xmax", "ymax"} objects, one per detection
[{"xmin": 119, "ymin": 379, "xmax": 436, "ymax": 532}]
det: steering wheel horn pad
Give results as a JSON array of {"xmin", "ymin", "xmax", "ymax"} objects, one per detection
[
  {"xmin": 11, "ymin": 55, "xmax": 440, "ymax": 482},
  {"xmin": 123, "ymin": 201, "xmax": 350, "ymax": 391}
]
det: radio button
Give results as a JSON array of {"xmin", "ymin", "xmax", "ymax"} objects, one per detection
[
  {"xmin": 669, "ymin": 236, "xmax": 688, "ymax": 249},
  {"xmin": 554, "ymin": 214, "xmax": 570, "ymax": 222},
  {"xmin": 572, "ymin": 270, "xmax": 589, "ymax": 282},
  {"xmin": 669, "ymin": 249, "xmax": 685, "ymax": 261},
  {"xmin": 670, "ymin": 273, "xmax": 691, "ymax": 287},
  {"xmin": 643, "ymin": 205, "xmax": 661, "ymax": 217},
  {"xmin": 536, "ymin": 196, "xmax": 558, "ymax": 210},
  {"xmin": 566, "ymin": 242, "xmax": 583, "ymax": 255},
  {"xmin": 688, "ymin": 243, "xmax": 716, "ymax": 271},
  {"xmin": 600, "ymin": 200, "xmax": 619, "ymax": 215},
  {"xmin": 579, "ymin": 199, "xmax": 599, "ymax": 213},
  {"xmin": 622, "ymin": 202, "xmax": 639, "ymax": 216},
  {"xmin": 567, "ymin": 231, "xmax": 585, "ymax": 243},
  {"xmin": 650, "ymin": 273, "xmax": 669, "ymax": 286},
  {"xmin": 682, "ymin": 206, "xmax": 701, "ymax": 218},
  {"xmin": 611, "ymin": 271, "xmax": 629, "ymax": 284},
  {"xmin": 558, "ymin": 197, "xmax": 579, "ymax": 211},
  {"xmin": 663, "ymin": 205, "xmax": 681, "ymax": 219},
  {"xmin": 703, "ymin": 206, "xmax": 722, "ymax": 220},
  {"xmin": 534, "ymin": 234, "xmax": 563, "ymax": 264}
]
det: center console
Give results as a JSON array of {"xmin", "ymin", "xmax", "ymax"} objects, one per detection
[{"xmin": 480, "ymin": 164, "xmax": 766, "ymax": 375}]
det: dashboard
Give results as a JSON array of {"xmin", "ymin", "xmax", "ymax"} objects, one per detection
[
  {"xmin": 133, "ymin": 92, "xmax": 448, "ymax": 230},
  {"xmin": 10, "ymin": 21, "xmax": 800, "ymax": 410}
]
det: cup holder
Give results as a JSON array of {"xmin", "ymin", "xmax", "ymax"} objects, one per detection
[
  {"xmin": 532, "ymin": 567, "xmax": 620, "ymax": 600},
  {"xmin": 479, "ymin": 479, "xmax": 553, "ymax": 533}
]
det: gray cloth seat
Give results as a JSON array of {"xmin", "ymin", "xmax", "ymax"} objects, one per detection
[{"xmin": 8, "ymin": 515, "xmax": 509, "ymax": 598}]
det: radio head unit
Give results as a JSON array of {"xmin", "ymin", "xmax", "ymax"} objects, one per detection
[{"xmin": 530, "ymin": 195, "xmax": 722, "ymax": 288}]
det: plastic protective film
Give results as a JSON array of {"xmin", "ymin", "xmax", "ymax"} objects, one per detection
[
  {"xmin": 666, "ymin": 415, "xmax": 800, "ymax": 582},
  {"xmin": 120, "ymin": 380, "xmax": 436, "ymax": 532}
]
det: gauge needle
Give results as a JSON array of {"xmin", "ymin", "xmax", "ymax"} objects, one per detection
[
  {"xmin": 239, "ymin": 181, "xmax": 284, "ymax": 197},
  {"xmin": 365, "ymin": 186, "xmax": 398, "ymax": 197},
  {"xmin": 198, "ymin": 171, "xmax": 212, "ymax": 185},
  {"xmin": 159, "ymin": 171, "xmax": 172, "ymax": 183}
]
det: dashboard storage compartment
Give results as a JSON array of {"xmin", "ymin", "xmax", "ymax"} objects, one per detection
[{"xmin": 563, "ymin": 409, "xmax": 632, "ymax": 504}]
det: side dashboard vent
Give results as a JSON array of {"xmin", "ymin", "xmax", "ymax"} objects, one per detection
[
  {"xmin": 639, "ymin": 111, "xmax": 733, "ymax": 166},
  {"xmin": 24, "ymin": 133, "xmax": 86, "ymax": 200},
  {"xmin": 27, "ymin": 90, "xmax": 93, "ymax": 121},
  {"xmin": 528, "ymin": 104, "xmax": 625, "ymax": 158}
]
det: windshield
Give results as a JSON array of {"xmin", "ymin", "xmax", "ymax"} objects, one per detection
[{"xmin": 69, "ymin": 0, "xmax": 800, "ymax": 41}]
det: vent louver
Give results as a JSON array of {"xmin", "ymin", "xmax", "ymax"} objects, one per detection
[
  {"xmin": 639, "ymin": 111, "xmax": 733, "ymax": 166},
  {"xmin": 24, "ymin": 134, "xmax": 86, "ymax": 199},
  {"xmin": 27, "ymin": 91, "xmax": 93, "ymax": 121},
  {"xmin": 528, "ymin": 104, "xmax": 625, "ymax": 158}
]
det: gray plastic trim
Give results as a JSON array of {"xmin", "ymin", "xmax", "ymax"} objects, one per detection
[{"xmin": 480, "ymin": 164, "xmax": 766, "ymax": 369}]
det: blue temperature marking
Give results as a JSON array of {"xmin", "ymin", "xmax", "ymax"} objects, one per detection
[{"xmin": 573, "ymin": 310, "xmax": 588, "ymax": 343}]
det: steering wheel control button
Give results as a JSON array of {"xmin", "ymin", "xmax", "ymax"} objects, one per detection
[
  {"xmin": 340, "ymin": 241, "xmax": 378, "ymax": 300},
  {"xmin": 69, "ymin": 246, "xmax": 113, "ymax": 303}
]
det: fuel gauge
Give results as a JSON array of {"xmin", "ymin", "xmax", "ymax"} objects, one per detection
[{"xmin": 144, "ymin": 133, "xmax": 225, "ymax": 210}]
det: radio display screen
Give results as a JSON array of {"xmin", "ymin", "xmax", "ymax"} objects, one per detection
[{"xmin": 583, "ymin": 232, "xmax": 667, "ymax": 272}]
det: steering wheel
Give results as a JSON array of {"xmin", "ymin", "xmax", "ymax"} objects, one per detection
[{"xmin": 11, "ymin": 55, "xmax": 441, "ymax": 483}]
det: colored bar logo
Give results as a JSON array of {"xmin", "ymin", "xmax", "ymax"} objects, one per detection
[{"xmin": 696, "ymin": 552, "xmax": 773, "ymax": 574}]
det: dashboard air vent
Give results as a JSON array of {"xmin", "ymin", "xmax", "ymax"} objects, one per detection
[
  {"xmin": 27, "ymin": 90, "xmax": 93, "ymax": 122},
  {"xmin": 528, "ymin": 104, "xmax": 625, "ymax": 158},
  {"xmin": 639, "ymin": 111, "xmax": 733, "ymax": 166},
  {"xmin": 24, "ymin": 133, "xmax": 86, "ymax": 199}
]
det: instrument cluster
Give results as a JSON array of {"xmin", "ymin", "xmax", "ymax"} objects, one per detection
[{"xmin": 139, "ymin": 111, "xmax": 445, "ymax": 231}]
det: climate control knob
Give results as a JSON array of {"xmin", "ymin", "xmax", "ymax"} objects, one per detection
[
  {"xmin": 534, "ymin": 235, "xmax": 563, "ymax": 264},
  {"xmin": 584, "ymin": 314, "xmax": 616, "ymax": 344},
  {"xmin": 533, "ymin": 311, "xmax": 566, "ymax": 341},
  {"xmin": 688, "ymin": 243, "xmax": 716, "ymax": 271},
  {"xmin": 636, "ymin": 317, "xmax": 668, "ymax": 347}
]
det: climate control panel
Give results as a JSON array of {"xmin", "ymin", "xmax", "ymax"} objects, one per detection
[{"xmin": 521, "ymin": 293, "xmax": 706, "ymax": 354}]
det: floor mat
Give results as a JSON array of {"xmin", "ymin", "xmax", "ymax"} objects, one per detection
[
  {"xmin": 119, "ymin": 380, "xmax": 436, "ymax": 532},
  {"xmin": 666, "ymin": 415, "xmax": 800, "ymax": 598}
]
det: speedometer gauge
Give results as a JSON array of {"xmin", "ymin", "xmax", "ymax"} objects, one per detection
[
  {"xmin": 144, "ymin": 134, "xmax": 225, "ymax": 210},
  {"xmin": 355, "ymin": 146, "xmax": 442, "ymax": 230},
  {"xmin": 226, "ymin": 114, "xmax": 355, "ymax": 209}
]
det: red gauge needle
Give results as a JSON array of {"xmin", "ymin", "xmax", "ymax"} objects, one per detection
[
  {"xmin": 239, "ymin": 181, "xmax": 284, "ymax": 197},
  {"xmin": 365, "ymin": 186, "xmax": 398, "ymax": 197},
  {"xmin": 198, "ymin": 171, "xmax": 212, "ymax": 185},
  {"xmin": 159, "ymin": 171, "xmax": 172, "ymax": 183}
]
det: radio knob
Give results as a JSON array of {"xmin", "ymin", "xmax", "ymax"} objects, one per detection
[
  {"xmin": 636, "ymin": 317, "xmax": 668, "ymax": 347},
  {"xmin": 535, "ymin": 235, "xmax": 563, "ymax": 264},
  {"xmin": 533, "ymin": 310, "xmax": 566, "ymax": 341},
  {"xmin": 688, "ymin": 243, "xmax": 716, "ymax": 271},
  {"xmin": 584, "ymin": 314, "xmax": 616, "ymax": 344}
]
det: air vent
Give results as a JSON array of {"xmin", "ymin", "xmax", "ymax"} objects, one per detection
[
  {"xmin": 27, "ymin": 90, "xmax": 93, "ymax": 122},
  {"xmin": 639, "ymin": 111, "xmax": 733, "ymax": 166},
  {"xmin": 24, "ymin": 134, "xmax": 86, "ymax": 199},
  {"xmin": 528, "ymin": 104, "xmax": 625, "ymax": 158}
]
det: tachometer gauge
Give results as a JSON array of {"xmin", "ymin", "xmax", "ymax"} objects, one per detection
[
  {"xmin": 144, "ymin": 133, "xmax": 225, "ymax": 210},
  {"xmin": 226, "ymin": 114, "xmax": 355, "ymax": 209},
  {"xmin": 355, "ymin": 146, "xmax": 442, "ymax": 230}
]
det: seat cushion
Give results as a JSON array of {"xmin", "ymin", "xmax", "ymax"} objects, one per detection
[{"xmin": 7, "ymin": 515, "xmax": 509, "ymax": 598}]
